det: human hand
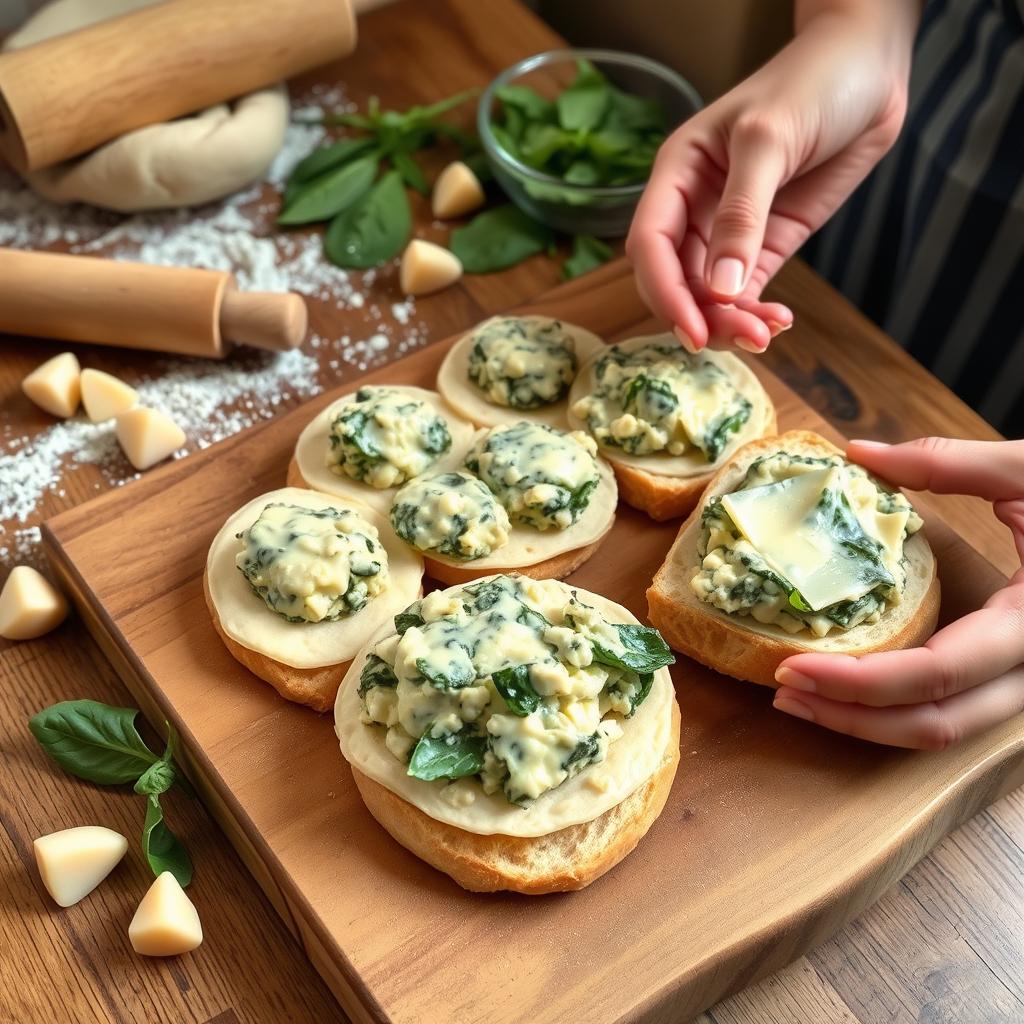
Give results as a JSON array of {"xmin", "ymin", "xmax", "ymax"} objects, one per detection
[
  {"xmin": 626, "ymin": 0, "xmax": 920, "ymax": 353},
  {"xmin": 773, "ymin": 437, "xmax": 1024, "ymax": 749}
]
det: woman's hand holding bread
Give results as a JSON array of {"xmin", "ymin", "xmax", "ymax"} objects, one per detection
[{"xmin": 774, "ymin": 437, "xmax": 1024, "ymax": 749}]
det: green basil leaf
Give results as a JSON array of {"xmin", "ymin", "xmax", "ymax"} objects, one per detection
[
  {"xmin": 788, "ymin": 590, "xmax": 813, "ymax": 612},
  {"xmin": 557, "ymin": 59, "xmax": 611, "ymax": 131},
  {"xmin": 358, "ymin": 654, "xmax": 399, "ymax": 697},
  {"xmin": 278, "ymin": 153, "xmax": 379, "ymax": 226},
  {"xmin": 324, "ymin": 170, "xmax": 411, "ymax": 269},
  {"xmin": 603, "ymin": 88, "xmax": 667, "ymax": 135},
  {"xmin": 407, "ymin": 730, "xmax": 487, "ymax": 781},
  {"xmin": 563, "ymin": 234, "xmax": 614, "ymax": 280},
  {"xmin": 519, "ymin": 123, "xmax": 575, "ymax": 169},
  {"xmin": 496, "ymin": 84, "xmax": 557, "ymax": 123},
  {"xmin": 394, "ymin": 608, "xmax": 425, "ymax": 635},
  {"xmin": 142, "ymin": 793, "xmax": 193, "ymax": 888},
  {"xmin": 28, "ymin": 699, "xmax": 159, "ymax": 785},
  {"xmin": 286, "ymin": 137, "xmax": 378, "ymax": 190},
  {"xmin": 491, "ymin": 665, "xmax": 542, "ymax": 716},
  {"xmin": 590, "ymin": 623, "xmax": 675, "ymax": 675},
  {"xmin": 450, "ymin": 204, "xmax": 553, "ymax": 273},
  {"xmin": 391, "ymin": 148, "xmax": 429, "ymax": 195}
]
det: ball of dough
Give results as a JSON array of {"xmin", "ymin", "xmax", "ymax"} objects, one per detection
[{"xmin": 3, "ymin": 0, "xmax": 290, "ymax": 212}]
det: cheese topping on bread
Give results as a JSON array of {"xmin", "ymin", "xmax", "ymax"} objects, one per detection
[
  {"xmin": 352, "ymin": 575, "xmax": 674, "ymax": 809},
  {"xmin": 572, "ymin": 340, "xmax": 751, "ymax": 461},
  {"xmin": 207, "ymin": 487, "xmax": 422, "ymax": 669},
  {"xmin": 692, "ymin": 452, "xmax": 922, "ymax": 637},
  {"xmin": 327, "ymin": 386, "xmax": 452, "ymax": 488},
  {"xmin": 293, "ymin": 386, "xmax": 477, "ymax": 514},
  {"xmin": 465, "ymin": 421, "xmax": 600, "ymax": 531},
  {"xmin": 467, "ymin": 315, "xmax": 577, "ymax": 410},
  {"xmin": 236, "ymin": 502, "xmax": 389, "ymax": 622},
  {"xmin": 390, "ymin": 471, "xmax": 511, "ymax": 560}
]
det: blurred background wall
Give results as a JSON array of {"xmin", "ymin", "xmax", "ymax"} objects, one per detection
[{"xmin": 537, "ymin": 0, "xmax": 794, "ymax": 102}]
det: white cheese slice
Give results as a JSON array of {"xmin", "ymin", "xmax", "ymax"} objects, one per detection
[
  {"xmin": 34, "ymin": 825, "xmax": 128, "ymax": 907},
  {"xmin": 399, "ymin": 239, "xmax": 462, "ymax": 296},
  {"xmin": 129, "ymin": 871, "xmax": 203, "ymax": 957},
  {"xmin": 431, "ymin": 160, "xmax": 485, "ymax": 219},
  {"xmin": 0, "ymin": 565, "xmax": 68, "ymax": 640},
  {"xmin": 115, "ymin": 406, "xmax": 186, "ymax": 470},
  {"xmin": 721, "ymin": 467, "xmax": 878, "ymax": 611},
  {"xmin": 80, "ymin": 368, "xmax": 138, "ymax": 422},
  {"xmin": 22, "ymin": 351, "xmax": 81, "ymax": 418}
]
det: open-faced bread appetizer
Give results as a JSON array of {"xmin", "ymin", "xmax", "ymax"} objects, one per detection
[
  {"xmin": 437, "ymin": 315, "xmax": 605, "ymax": 429},
  {"xmin": 288, "ymin": 385, "xmax": 476, "ymax": 514},
  {"xmin": 568, "ymin": 334, "xmax": 776, "ymax": 520},
  {"xmin": 335, "ymin": 573, "xmax": 680, "ymax": 893},
  {"xmin": 388, "ymin": 421, "xmax": 617, "ymax": 583},
  {"xmin": 647, "ymin": 430, "xmax": 940, "ymax": 686},
  {"xmin": 205, "ymin": 486, "xmax": 423, "ymax": 712}
]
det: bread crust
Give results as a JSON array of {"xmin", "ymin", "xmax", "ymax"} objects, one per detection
[
  {"xmin": 608, "ymin": 403, "xmax": 778, "ymax": 522},
  {"xmin": 203, "ymin": 570, "xmax": 345, "ymax": 712},
  {"xmin": 647, "ymin": 430, "xmax": 941, "ymax": 685},
  {"xmin": 350, "ymin": 701, "xmax": 680, "ymax": 893}
]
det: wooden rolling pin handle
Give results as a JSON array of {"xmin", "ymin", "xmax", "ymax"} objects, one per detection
[{"xmin": 219, "ymin": 290, "xmax": 309, "ymax": 353}]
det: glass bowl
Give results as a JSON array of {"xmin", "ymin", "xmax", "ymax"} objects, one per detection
[{"xmin": 478, "ymin": 48, "xmax": 702, "ymax": 238}]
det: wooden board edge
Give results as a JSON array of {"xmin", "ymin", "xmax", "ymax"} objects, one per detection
[{"xmin": 40, "ymin": 522, "xmax": 393, "ymax": 1024}]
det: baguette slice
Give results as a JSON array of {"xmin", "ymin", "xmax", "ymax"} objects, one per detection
[
  {"xmin": 647, "ymin": 430, "xmax": 941, "ymax": 686},
  {"xmin": 350, "ymin": 701, "xmax": 680, "ymax": 894}
]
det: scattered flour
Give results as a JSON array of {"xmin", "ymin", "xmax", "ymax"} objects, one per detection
[{"xmin": 0, "ymin": 88, "xmax": 433, "ymax": 569}]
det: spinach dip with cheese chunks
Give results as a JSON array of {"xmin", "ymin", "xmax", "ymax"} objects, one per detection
[
  {"xmin": 467, "ymin": 316, "xmax": 577, "ymax": 410},
  {"xmin": 357, "ymin": 575, "xmax": 674, "ymax": 804},
  {"xmin": 692, "ymin": 452, "xmax": 923, "ymax": 637},
  {"xmin": 326, "ymin": 386, "xmax": 452, "ymax": 489},
  {"xmin": 236, "ymin": 502, "xmax": 389, "ymax": 622},
  {"xmin": 390, "ymin": 471, "xmax": 511, "ymax": 560},
  {"xmin": 572, "ymin": 341, "xmax": 752, "ymax": 462},
  {"xmin": 464, "ymin": 421, "xmax": 601, "ymax": 531}
]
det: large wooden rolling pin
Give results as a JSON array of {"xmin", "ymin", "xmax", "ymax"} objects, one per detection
[
  {"xmin": 0, "ymin": 0, "xmax": 356, "ymax": 173},
  {"xmin": 0, "ymin": 249, "xmax": 309, "ymax": 357}
]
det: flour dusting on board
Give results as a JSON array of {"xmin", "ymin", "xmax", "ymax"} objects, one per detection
[{"xmin": 0, "ymin": 93, "xmax": 430, "ymax": 567}]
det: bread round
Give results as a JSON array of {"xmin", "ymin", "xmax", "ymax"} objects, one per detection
[
  {"xmin": 335, "ymin": 576, "xmax": 681, "ymax": 892},
  {"xmin": 567, "ymin": 335, "xmax": 776, "ymax": 521},
  {"xmin": 647, "ymin": 430, "xmax": 941, "ymax": 685},
  {"xmin": 436, "ymin": 315, "xmax": 606, "ymax": 430},
  {"xmin": 350, "ymin": 700, "xmax": 679, "ymax": 894},
  {"xmin": 290, "ymin": 386, "xmax": 478, "ymax": 515},
  {"xmin": 205, "ymin": 487, "xmax": 423, "ymax": 712}
]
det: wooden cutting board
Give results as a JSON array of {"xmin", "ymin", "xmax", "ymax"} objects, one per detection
[{"xmin": 42, "ymin": 264, "xmax": 1024, "ymax": 1024}]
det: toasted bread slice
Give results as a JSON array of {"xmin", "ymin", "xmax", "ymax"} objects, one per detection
[
  {"xmin": 350, "ymin": 700, "xmax": 680, "ymax": 894},
  {"xmin": 647, "ymin": 430, "xmax": 941, "ymax": 686},
  {"xmin": 204, "ymin": 571, "xmax": 343, "ymax": 712}
]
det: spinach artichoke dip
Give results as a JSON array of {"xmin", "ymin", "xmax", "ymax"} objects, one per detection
[
  {"xmin": 467, "ymin": 316, "xmax": 577, "ymax": 409},
  {"xmin": 390, "ymin": 471, "xmax": 511, "ymax": 561},
  {"xmin": 692, "ymin": 453, "xmax": 923, "ymax": 638},
  {"xmin": 291, "ymin": 385, "xmax": 477, "ymax": 514},
  {"xmin": 437, "ymin": 315, "xmax": 606, "ymax": 429},
  {"xmin": 205, "ymin": 487, "xmax": 423, "ymax": 691},
  {"xmin": 336, "ymin": 575, "xmax": 678, "ymax": 838},
  {"xmin": 571, "ymin": 339, "xmax": 752, "ymax": 463},
  {"xmin": 236, "ymin": 502, "xmax": 389, "ymax": 622},
  {"xmin": 327, "ymin": 386, "xmax": 451, "ymax": 488},
  {"xmin": 464, "ymin": 421, "xmax": 601, "ymax": 531}
]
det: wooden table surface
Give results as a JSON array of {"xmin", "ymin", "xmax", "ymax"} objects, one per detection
[{"xmin": 0, "ymin": 2, "xmax": 1020, "ymax": 1023}]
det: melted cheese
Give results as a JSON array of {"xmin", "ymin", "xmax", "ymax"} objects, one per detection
[
  {"xmin": 207, "ymin": 487, "xmax": 422, "ymax": 669},
  {"xmin": 293, "ymin": 385, "xmax": 477, "ymax": 514},
  {"xmin": 465, "ymin": 421, "xmax": 601, "ymax": 531},
  {"xmin": 437, "ymin": 318, "xmax": 605, "ymax": 430},
  {"xmin": 336, "ymin": 578, "xmax": 675, "ymax": 837},
  {"xmin": 567, "ymin": 334, "xmax": 772, "ymax": 477}
]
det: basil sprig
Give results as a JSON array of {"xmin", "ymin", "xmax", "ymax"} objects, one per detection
[
  {"xmin": 325, "ymin": 170, "xmax": 412, "ymax": 269},
  {"xmin": 28, "ymin": 700, "xmax": 194, "ymax": 887}
]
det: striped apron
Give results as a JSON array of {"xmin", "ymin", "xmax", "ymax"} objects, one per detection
[{"xmin": 803, "ymin": 0, "xmax": 1024, "ymax": 438}]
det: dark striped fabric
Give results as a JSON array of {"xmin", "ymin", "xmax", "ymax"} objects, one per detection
[{"xmin": 803, "ymin": 0, "xmax": 1024, "ymax": 438}]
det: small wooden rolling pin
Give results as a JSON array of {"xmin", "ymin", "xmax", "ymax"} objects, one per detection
[
  {"xmin": 0, "ymin": 249, "xmax": 309, "ymax": 357},
  {"xmin": 0, "ymin": 0, "xmax": 356, "ymax": 173}
]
